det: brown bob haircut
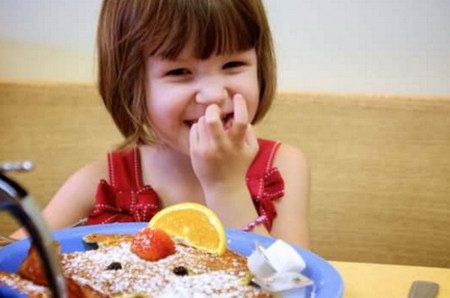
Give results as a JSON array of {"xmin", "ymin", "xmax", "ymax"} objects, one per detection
[{"xmin": 97, "ymin": 0, "xmax": 277, "ymax": 148}]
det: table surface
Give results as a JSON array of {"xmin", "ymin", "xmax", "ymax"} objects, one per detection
[{"xmin": 331, "ymin": 261, "xmax": 450, "ymax": 298}]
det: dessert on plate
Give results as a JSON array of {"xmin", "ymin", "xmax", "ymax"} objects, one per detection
[{"xmin": 0, "ymin": 203, "xmax": 272, "ymax": 297}]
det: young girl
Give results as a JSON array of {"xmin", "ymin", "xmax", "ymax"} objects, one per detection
[{"xmin": 14, "ymin": 0, "xmax": 310, "ymax": 248}]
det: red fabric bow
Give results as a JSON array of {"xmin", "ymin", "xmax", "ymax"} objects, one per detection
[
  {"xmin": 246, "ymin": 167, "xmax": 285, "ymax": 231},
  {"xmin": 87, "ymin": 180, "xmax": 160, "ymax": 225}
]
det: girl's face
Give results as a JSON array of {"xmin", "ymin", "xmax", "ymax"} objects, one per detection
[{"xmin": 145, "ymin": 46, "xmax": 259, "ymax": 155}]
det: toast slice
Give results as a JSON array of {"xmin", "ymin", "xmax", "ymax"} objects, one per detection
[{"xmin": 1, "ymin": 233, "xmax": 271, "ymax": 297}]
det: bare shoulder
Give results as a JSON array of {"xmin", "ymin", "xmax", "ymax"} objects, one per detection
[
  {"xmin": 42, "ymin": 159, "xmax": 109, "ymax": 229},
  {"xmin": 55, "ymin": 159, "xmax": 109, "ymax": 208},
  {"xmin": 272, "ymin": 142, "xmax": 309, "ymax": 195},
  {"xmin": 69, "ymin": 159, "xmax": 109, "ymax": 184},
  {"xmin": 11, "ymin": 159, "xmax": 109, "ymax": 238},
  {"xmin": 273, "ymin": 143, "xmax": 308, "ymax": 173}
]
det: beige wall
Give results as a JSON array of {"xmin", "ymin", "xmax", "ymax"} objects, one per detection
[{"xmin": 1, "ymin": 0, "xmax": 449, "ymax": 95}]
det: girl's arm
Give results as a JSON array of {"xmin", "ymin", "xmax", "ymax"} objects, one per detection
[
  {"xmin": 9, "ymin": 160, "xmax": 107, "ymax": 239},
  {"xmin": 189, "ymin": 96, "xmax": 269, "ymax": 235},
  {"xmin": 271, "ymin": 144, "xmax": 310, "ymax": 249},
  {"xmin": 198, "ymin": 142, "xmax": 309, "ymax": 244}
]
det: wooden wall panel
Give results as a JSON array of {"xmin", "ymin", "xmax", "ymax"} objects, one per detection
[{"xmin": 0, "ymin": 82, "xmax": 122, "ymax": 235}]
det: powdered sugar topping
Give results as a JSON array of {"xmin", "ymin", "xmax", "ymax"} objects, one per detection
[{"xmin": 61, "ymin": 240, "xmax": 269, "ymax": 297}]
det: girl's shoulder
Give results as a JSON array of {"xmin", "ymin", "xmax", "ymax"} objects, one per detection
[
  {"xmin": 59, "ymin": 159, "xmax": 109, "ymax": 205},
  {"xmin": 251, "ymin": 139, "xmax": 307, "ymax": 175},
  {"xmin": 273, "ymin": 142, "xmax": 308, "ymax": 175},
  {"xmin": 78, "ymin": 159, "xmax": 109, "ymax": 179},
  {"xmin": 65, "ymin": 159, "xmax": 109, "ymax": 190},
  {"xmin": 39, "ymin": 159, "xmax": 109, "ymax": 231},
  {"xmin": 256, "ymin": 138, "xmax": 307, "ymax": 169}
]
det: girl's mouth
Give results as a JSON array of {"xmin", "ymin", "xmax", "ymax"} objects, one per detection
[{"xmin": 185, "ymin": 113, "xmax": 234, "ymax": 130}]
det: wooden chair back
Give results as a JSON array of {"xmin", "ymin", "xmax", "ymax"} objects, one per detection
[{"xmin": 1, "ymin": 81, "xmax": 449, "ymax": 267}]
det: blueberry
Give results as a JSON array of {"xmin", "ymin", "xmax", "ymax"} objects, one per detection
[
  {"xmin": 106, "ymin": 262, "xmax": 122, "ymax": 270},
  {"xmin": 173, "ymin": 266, "xmax": 188, "ymax": 276}
]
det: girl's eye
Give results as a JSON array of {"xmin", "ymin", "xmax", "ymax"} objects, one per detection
[
  {"xmin": 165, "ymin": 68, "xmax": 190, "ymax": 77},
  {"xmin": 223, "ymin": 61, "xmax": 245, "ymax": 69}
]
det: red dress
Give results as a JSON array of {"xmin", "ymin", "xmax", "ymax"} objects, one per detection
[{"xmin": 87, "ymin": 139, "xmax": 285, "ymax": 231}]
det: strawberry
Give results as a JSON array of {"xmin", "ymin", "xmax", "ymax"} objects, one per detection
[{"xmin": 131, "ymin": 227, "xmax": 176, "ymax": 261}]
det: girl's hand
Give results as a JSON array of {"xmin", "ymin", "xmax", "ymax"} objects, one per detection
[{"xmin": 189, "ymin": 94, "xmax": 259, "ymax": 193}]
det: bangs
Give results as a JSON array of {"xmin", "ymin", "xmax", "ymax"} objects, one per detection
[{"xmin": 147, "ymin": 0, "xmax": 260, "ymax": 59}]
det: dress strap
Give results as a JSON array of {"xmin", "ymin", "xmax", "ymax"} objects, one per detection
[
  {"xmin": 87, "ymin": 146, "xmax": 160, "ymax": 225},
  {"xmin": 108, "ymin": 146, "xmax": 143, "ymax": 189},
  {"xmin": 245, "ymin": 138, "xmax": 284, "ymax": 231},
  {"xmin": 247, "ymin": 139, "xmax": 281, "ymax": 177}
]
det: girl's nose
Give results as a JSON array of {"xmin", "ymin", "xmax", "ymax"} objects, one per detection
[{"xmin": 195, "ymin": 78, "xmax": 228, "ymax": 106}]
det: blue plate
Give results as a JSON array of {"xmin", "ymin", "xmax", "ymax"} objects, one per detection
[{"xmin": 0, "ymin": 223, "xmax": 343, "ymax": 297}]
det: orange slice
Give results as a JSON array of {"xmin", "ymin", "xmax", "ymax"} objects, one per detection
[{"xmin": 148, "ymin": 203, "xmax": 226, "ymax": 255}]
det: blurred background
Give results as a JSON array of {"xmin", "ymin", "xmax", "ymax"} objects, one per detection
[{"xmin": 1, "ymin": 0, "xmax": 449, "ymax": 95}]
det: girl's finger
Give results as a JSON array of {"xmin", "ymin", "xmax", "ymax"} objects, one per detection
[
  {"xmin": 197, "ymin": 116, "xmax": 210, "ymax": 147},
  {"xmin": 205, "ymin": 104, "xmax": 225, "ymax": 142},
  {"xmin": 229, "ymin": 94, "xmax": 248, "ymax": 142},
  {"xmin": 189, "ymin": 122, "xmax": 199, "ymax": 152}
]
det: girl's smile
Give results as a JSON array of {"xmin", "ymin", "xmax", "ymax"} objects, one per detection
[
  {"xmin": 145, "ymin": 47, "xmax": 259, "ymax": 155},
  {"xmin": 184, "ymin": 112, "xmax": 234, "ymax": 130}
]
